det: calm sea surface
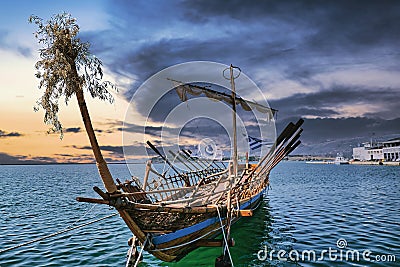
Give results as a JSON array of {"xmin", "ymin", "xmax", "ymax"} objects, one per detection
[{"xmin": 0, "ymin": 162, "xmax": 399, "ymax": 266}]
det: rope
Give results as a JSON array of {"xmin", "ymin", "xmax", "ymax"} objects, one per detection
[
  {"xmin": 133, "ymin": 234, "xmax": 149, "ymax": 267},
  {"xmin": 125, "ymin": 237, "xmax": 136, "ymax": 267},
  {"xmin": 249, "ymin": 197, "xmax": 262, "ymax": 212},
  {"xmin": 0, "ymin": 212, "xmax": 118, "ymax": 254},
  {"xmin": 216, "ymin": 206, "xmax": 234, "ymax": 267},
  {"xmin": 230, "ymin": 197, "xmax": 239, "ymax": 216},
  {"xmin": 64, "ymin": 204, "xmax": 97, "ymax": 232},
  {"xmin": 149, "ymin": 225, "xmax": 223, "ymax": 252}
]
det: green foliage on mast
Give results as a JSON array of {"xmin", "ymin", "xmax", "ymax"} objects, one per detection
[{"xmin": 29, "ymin": 12, "xmax": 116, "ymax": 138}]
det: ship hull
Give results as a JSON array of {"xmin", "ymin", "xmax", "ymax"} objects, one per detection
[{"xmin": 119, "ymin": 187, "xmax": 266, "ymax": 262}]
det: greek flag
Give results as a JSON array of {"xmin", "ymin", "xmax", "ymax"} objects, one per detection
[{"xmin": 248, "ymin": 136, "xmax": 263, "ymax": 150}]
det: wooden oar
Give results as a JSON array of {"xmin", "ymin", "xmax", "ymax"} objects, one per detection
[
  {"xmin": 244, "ymin": 121, "xmax": 297, "ymax": 181},
  {"xmin": 169, "ymin": 150, "xmax": 195, "ymax": 171},
  {"xmin": 147, "ymin": 141, "xmax": 180, "ymax": 175},
  {"xmin": 179, "ymin": 150, "xmax": 205, "ymax": 170},
  {"xmin": 187, "ymin": 149, "xmax": 223, "ymax": 169},
  {"xmin": 147, "ymin": 141, "xmax": 190, "ymax": 186}
]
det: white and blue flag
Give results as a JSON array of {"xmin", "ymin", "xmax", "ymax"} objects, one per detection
[{"xmin": 248, "ymin": 136, "xmax": 263, "ymax": 150}]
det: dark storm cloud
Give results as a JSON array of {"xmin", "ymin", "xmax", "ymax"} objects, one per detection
[
  {"xmin": 93, "ymin": 128, "xmax": 114, "ymax": 134},
  {"xmin": 270, "ymin": 86, "xmax": 400, "ymax": 119},
  {"xmin": 0, "ymin": 130, "xmax": 23, "ymax": 138},
  {"xmin": 0, "ymin": 153, "xmax": 28, "ymax": 164},
  {"xmin": 87, "ymin": 0, "xmax": 400, "ymax": 114},
  {"xmin": 181, "ymin": 0, "xmax": 400, "ymax": 88},
  {"xmin": 183, "ymin": 0, "xmax": 400, "ymax": 48},
  {"xmin": 280, "ymin": 117, "xmax": 400, "ymax": 156},
  {"xmin": 279, "ymin": 117, "xmax": 400, "ymax": 143},
  {"xmin": 55, "ymin": 153, "xmax": 74, "ymax": 157},
  {"xmin": 306, "ymin": 1, "xmax": 400, "ymax": 53},
  {"xmin": 119, "ymin": 122, "xmax": 165, "ymax": 137},
  {"xmin": 179, "ymin": 119, "xmax": 230, "ymax": 143},
  {"xmin": 64, "ymin": 127, "xmax": 81, "ymax": 133},
  {"xmin": 77, "ymin": 0, "xmax": 400, "ymax": 155},
  {"xmin": 86, "ymin": 1, "xmax": 306, "ymax": 95},
  {"xmin": 77, "ymin": 145, "xmax": 124, "ymax": 155},
  {"xmin": 182, "ymin": 0, "xmax": 320, "ymax": 24},
  {"xmin": 98, "ymin": 37, "xmax": 273, "ymax": 100},
  {"xmin": 0, "ymin": 152, "xmax": 56, "ymax": 164}
]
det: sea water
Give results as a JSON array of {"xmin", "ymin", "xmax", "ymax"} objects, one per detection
[{"xmin": 0, "ymin": 162, "xmax": 398, "ymax": 266}]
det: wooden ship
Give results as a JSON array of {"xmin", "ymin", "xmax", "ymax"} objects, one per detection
[
  {"xmin": 29, "ymin": 14, "xmax": 302, "ymax": 266},
  {"xmin": 76, "ymin": 65, "xmax": 304, "ymax": 266}
]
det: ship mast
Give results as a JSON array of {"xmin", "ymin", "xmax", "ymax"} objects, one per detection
[
  {"xmin": 218, "ymin": 65, "xmax": 241, "ymax": 266},
  {"xmin": 225, "ymin": 64, "xmax": 240, "ymax": 177}
]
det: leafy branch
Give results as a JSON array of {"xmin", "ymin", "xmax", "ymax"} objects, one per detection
[{"xmin": 29, "ymin": 12, "xmax": 117, "ymax": 138}]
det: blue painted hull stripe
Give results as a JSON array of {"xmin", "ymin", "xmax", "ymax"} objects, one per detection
[{"xmin": 152, "ymin": 188, "xmax": 265, "ymax": 245}]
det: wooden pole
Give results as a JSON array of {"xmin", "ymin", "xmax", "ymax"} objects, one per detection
[
  {"xmin": 226, "ymin": 65, "xmax": 239, "ymax": 238},
  {"xmin": 75, "ymin": 88, "xmax": 117, "ymax": 193},
  {"xmin": 229, "ymin": 64, "xmax": 238, "ymax": 179},
  {"xmin": 181, "ymin": 150, "xmax": 208, "ymax": 169},
  {"xmin": 169, "ymin": 150, "xmax": 196, "ymax": 171},
  {"xmin": 179, "ymin": 150, "xmax": 203, "ymax": 171},
  {"xmin": 147, "ymin": 141, "xmax": 179, "ymax": 174},
  {"xmin": 143, "ymin": 160, "xmax": 152, "ymax": 190}
]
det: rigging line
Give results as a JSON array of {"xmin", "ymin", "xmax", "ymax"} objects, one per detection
[
  {"xmin": 216, "ymin": 206, "xmax": 234, "ymax": 267},
  {"xmin": 133, "ymin": 234, "xmax": 149, "ymax": 267},
  {"xmin": 0, "ymin": 212, "xmax": 119, "ymax": 254},
  {"xmin": 126, "ymin": 236, "xmax": 136, "ymax": 267}
]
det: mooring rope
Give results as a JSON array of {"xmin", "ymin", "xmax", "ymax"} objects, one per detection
[
  {"xmin": 148, "ymin": 225, "xmax": 223, "ymax": 252},
  {"xmin": 126, "ymin": 236, "xmax": 136, "ymax": 267},
  {"xmin": 63, "ymin": 203, "xmax": 97, "ymax": 232},
  {"xmin": 216, "ymin": 205, "xmax": 234, "ymax": 267},
  {"xmin": 133, "ymin": 234, "xmax": 149, "ymax": 267},
  {"xmin": 0, "ymin": 212, "xmax": 119, "ymax": 254},
  {"xmin": 250, "ymin": 198, "xmax": 262, "ymax": 211}
]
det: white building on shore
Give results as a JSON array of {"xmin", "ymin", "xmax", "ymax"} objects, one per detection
[
  {"xmin": 352, "ymin": 137, "xmax": 400, "ymax": 161},
  {"xmin": 383, "ymin": 138, "xmax": 400, "ymax": 161}
]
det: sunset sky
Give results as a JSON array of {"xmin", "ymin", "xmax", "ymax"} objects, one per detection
[{"xmin": 1, "ymin": 0, "xmax": 400, "ymax": 164}]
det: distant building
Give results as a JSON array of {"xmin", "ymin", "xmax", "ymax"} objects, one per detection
[
  {"xmin": 352, "ymin": 138, "xmax": 400, "ymax": 161},
  {"xmin": 352, "ymin": 144, "xmax": 369, "ymax": 161},
  {"xmin": 383, "ymin": 138, "xmax": 400, "ymax": 161},
  {"xmin": 352, "ymin": 142, "xmax": 383, "ymax": 161}
]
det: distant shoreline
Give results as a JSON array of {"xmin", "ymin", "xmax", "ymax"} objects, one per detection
[
  {"xmin": 306, "ymin": 161, "xmax": 400, "ymax": 166},
  {"xmin": 2, "ymin": 159, "xmax": 399, "ymax": 166},
  {"xmin": 0, "ymin": 162, "xmax": 144, "ymax": 166}
]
